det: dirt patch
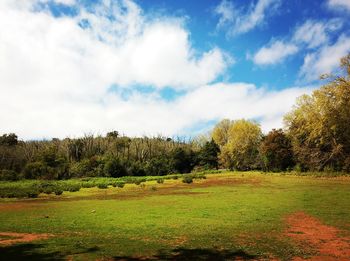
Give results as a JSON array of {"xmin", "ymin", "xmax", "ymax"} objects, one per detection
[
  {"xmin": 285, "ymin": 212, "xmax": 350, "ymax": 260},
  {"xmin": 0, "ymin": 202, "xmax": 43, "ymax": 212},
  {"xmin": 0, "ymin": 232, "xmax": 52, "ymax": 246},
  {"xmin": 195, "ymin": 176, "xmax": 262, "ymax": 188}
]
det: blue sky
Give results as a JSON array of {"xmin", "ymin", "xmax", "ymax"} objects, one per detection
[{"xmin": 0, "ymin": 0, "xmax": 349, "ymax": 139}]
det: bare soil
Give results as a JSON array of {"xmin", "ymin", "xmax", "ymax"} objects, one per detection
[
  {"xmin": 285, "ymin": 212, "xmax": 350, "ymax": 260},
  {"xmin": 0, "ymin": 232, "xmax": 52, "ymax": 245}
]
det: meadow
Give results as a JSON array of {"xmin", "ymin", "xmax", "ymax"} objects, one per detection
[{"xmin": 0, "ymin": 172, "xmax": 350, "ymax": 260}]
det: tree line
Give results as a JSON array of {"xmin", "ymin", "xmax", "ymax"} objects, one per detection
[
  {"xmin": 0, "ymin": 131, "xmax": 219, "ymax": 181},
  {"xmin": 1, "ymin": 54, "xmax": 349, "ymax": 180}
]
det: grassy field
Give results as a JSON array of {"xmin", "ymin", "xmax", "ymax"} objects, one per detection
[{"xmin": 0, "ymin": 172, "xmax": 350, "ymax": 260}]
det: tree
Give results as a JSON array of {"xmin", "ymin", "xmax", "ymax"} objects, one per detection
[
  {"xmin": 103, "ymin": 157, "xmax": 127, "ymax": 177},
  {"xmin": 212, "ymin": 119, "xmax": 232, "ymax": 147},
  {"xmin": 259, "ymin": 129, "xmax": 294, "ymax": 172},
  {"xmin": 222, "ymin": 119, "xmax": 262, "ymax": 170},
  {"xmin": 198, "ymin": 139, "xmax": 220, "ymax": 170},
  {"xmin": 170, "ymin": 147, "xmax": 196, "ymax": 174},
  {"xmin": 284, "ymin": 54, "xmax": 350, "ymax": 171},
  {"xmin": 106, "ymin": 131, "xmax": 119, "ymax": 139},
  {"xmin": 0, "ymin": 133, "xmax": 18, "ymax": 146}
]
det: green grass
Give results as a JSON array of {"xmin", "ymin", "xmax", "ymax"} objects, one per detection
[{"xmin": 0, "ymin": 172, "xmax": 349, "ymax": 260}]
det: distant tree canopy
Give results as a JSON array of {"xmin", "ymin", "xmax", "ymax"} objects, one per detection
[
  {"xmin": 284, "ymin": 54, "xmax": 350, "ymax": 172},
  {"xmin": 0, "ymin": 133, "xmax": 18, "ymax": 146}
]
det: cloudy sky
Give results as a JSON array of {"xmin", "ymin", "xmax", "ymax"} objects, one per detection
[{"xmin": 1, "ymin": 0, "xmax": 350, "ymax": 140}]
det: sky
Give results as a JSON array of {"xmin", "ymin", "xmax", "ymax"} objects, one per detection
[{"xmin": 0, "ymin": 0, "xmax": 350, "ymax": 140}]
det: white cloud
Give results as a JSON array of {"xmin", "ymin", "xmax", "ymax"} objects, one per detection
[
  {"xmin": 54, "ymin": 0, "xmax": 76, "ymax": 5},
  {"xmin": 299, "ymin": 34, "xmax": 350, "ymax": 81},
  {"xmin": 252, "ymin": 41, "xmax": 298, "ymax": 65},
  {"xmin": 251, "ymin": 19, "xmax": 343, "ymax": 66},
  {"xmin": 0, "ymin": 0, "xmax": 313, "ymax": 139},
  {"xmin": 328, "ymin": 0, "xmax": 350, "ymax": 11},
  {"xmin": 0, "ymin": 80, "xmax": 313, "ymax": 139},
  {"xmin": 293, "ymin": 19, "xmax": 343, "ymax": 49},
  {"xmin": 215, "ymin": 0, "xmax": 281, "ymax": 36},
  {"xmin": 0, "ymin": 1, "xmax": 227, "ymax": 92}
]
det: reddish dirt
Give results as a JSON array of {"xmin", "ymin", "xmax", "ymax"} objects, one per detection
[
  {"xmin": 0, "ymin": 202, "xmax": 45, "ymax": 212},
  {"xmin": 285, "ymin": 212, "xmax": 350, "ymax": 260},
  {"xmin": 0, "ymin": 232, "xmax": 52, "ymax": 246},
  {"xmin": 195, "ymin": 176, "xmax": 262, "ymax": 187}
]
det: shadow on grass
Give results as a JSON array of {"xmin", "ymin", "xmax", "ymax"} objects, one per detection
[
  {"xmin": 113, "ymin": 247, "xmax": 258, "ymax": 261},
  {"xmin": 0, "ymin": 243, "xmax": 99, "ymax": 261}
]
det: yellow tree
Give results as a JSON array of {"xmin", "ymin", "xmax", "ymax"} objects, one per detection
[
  {"xmin": 284, "ymin": 54, "xmax": 350, "ymax": 171},
  {"xmin": 220, "ymin": 119, "xmax": 262, "ymax": 170}
]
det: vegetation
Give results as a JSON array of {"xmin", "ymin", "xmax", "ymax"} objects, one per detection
[
  {"xmin": 0, "ymin": 172, "xmax": 349, "ymax": 260},
  {"xmin": 0, "ymin": 173, "xmax": 208, "ymax": 198},
  {"xmin": 284, "ymin": 55, "xmax": 350, "ymax": 172},
  {"xmin": 259, "ymin": 129, "xmax": 294, "ymax": 172}
]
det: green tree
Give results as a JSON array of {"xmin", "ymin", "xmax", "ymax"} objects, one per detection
[
  {"xmin": 198, "ymin": 139, "xmax": 220, "ymax": 170},
  {"xmin": 284, "ymin": 54, "xmax": 350, "ymax": 172},
  {"xmin": 259, "ymin": 129, "xmax": 294, "ymax": 172},
  {"xmin": 170, "ymin": 147, "xmax": 196, "ymax": 174},
  {"xmin": 0, "ymin": 133, "xmax": 18, "ymax": 146},
  {"xmin": 103, "ymin": 157, "xmax": 127, "ymax": 177}
]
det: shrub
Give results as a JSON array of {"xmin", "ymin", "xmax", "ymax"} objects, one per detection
[
  {"xmin": 81, "ymin": 182, "xmax": 95, "ymax": 188},
  {"xmin": 156, "ymin": 178, "xmax": 164, "ymax": 184},
  {"xmin": 145, "ymin": 157, "xmax": 171, "ymax": 176},
  {"xmin": 0, "ymin": 187, "xmax": 39, "ymax": 198},
  {"xmin": 116, "ymin": 182, "xmax": 125, "ymax": 188},
  {"xmin": 61, "ymin": 184, "xmax": 81, "ymax": 192},
  {"xmin": 69, "ymin": 160, "xmax": 91, "ymax": 178},
  {"xmin": 103, "ymin": 157, "xmax": 127, "ymax": 178},
  {"xmin": 23, "ymin": 162, "xmax": 47, "ymax": 179},
  {"xmin": 54, "ymin": 189, "xmax": 63, "ymax": 195},
  {"xmin": 182, "ymin": 175, "xmax": 193, "ymax": 184},
  {"xmin": 0, "ymin": 170, "xmax": 20, "ymax": 181},
  {"xmin": 97, "ymin": 183, "xmax": 108, "ymax": 189},
  {"xmin": 128, "ymin": 161, "xmax": 146, "ymax": 176}
]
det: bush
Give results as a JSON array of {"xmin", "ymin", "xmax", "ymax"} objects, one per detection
[
  {"xmin": 23, "ymin": 162, "xmax": 47, "ymax": 179},
  {"xmin": 0, "ymin": 187, "xmax": 39, "ymax": 198},
  {"xmin": 156, "ymin": 178, "xmax": 164, "ymax": 184},
  {"xmin": 97, "ymin": 183, "xmax": 108, "ymax": 189},
  {"xmin": 103, "ymin": 157, "xmax": 127, "ymax": 178},
  {"xmin": 145, "ymin": 157, "xmax": 171, "ymax": 176},
  {"xmin": 0, "ymin": 170, "xmax": 20, "ymax": 181},
  {"xmin": 128, "ymin": 161, "xmax": 146, "ymax": 176},
  {"xmin": 81, "ymin": 181, "xmax": 95, "ymax": 188},
  {"xmin": 182, "ymin": 175, "xmax": 193, "ymax": 184},
  {"xmin": 54, "ymin": 189, "xmax": 63, "ymax": 195},
  {"xmin": 116, "ymin": 182, "xmax": 125, "ymax": 188},
  {"xmin": 69, "ymin": 160, "xmax": 91, "ymax": 178},
  {"xmin": 60, "ymin": 183, "xmax": 81, "ymax": 192}
]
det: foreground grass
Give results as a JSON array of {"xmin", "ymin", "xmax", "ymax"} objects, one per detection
[{"xmin": 0, "ymin": 172, "xmax": 349, "ymax": 260}]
